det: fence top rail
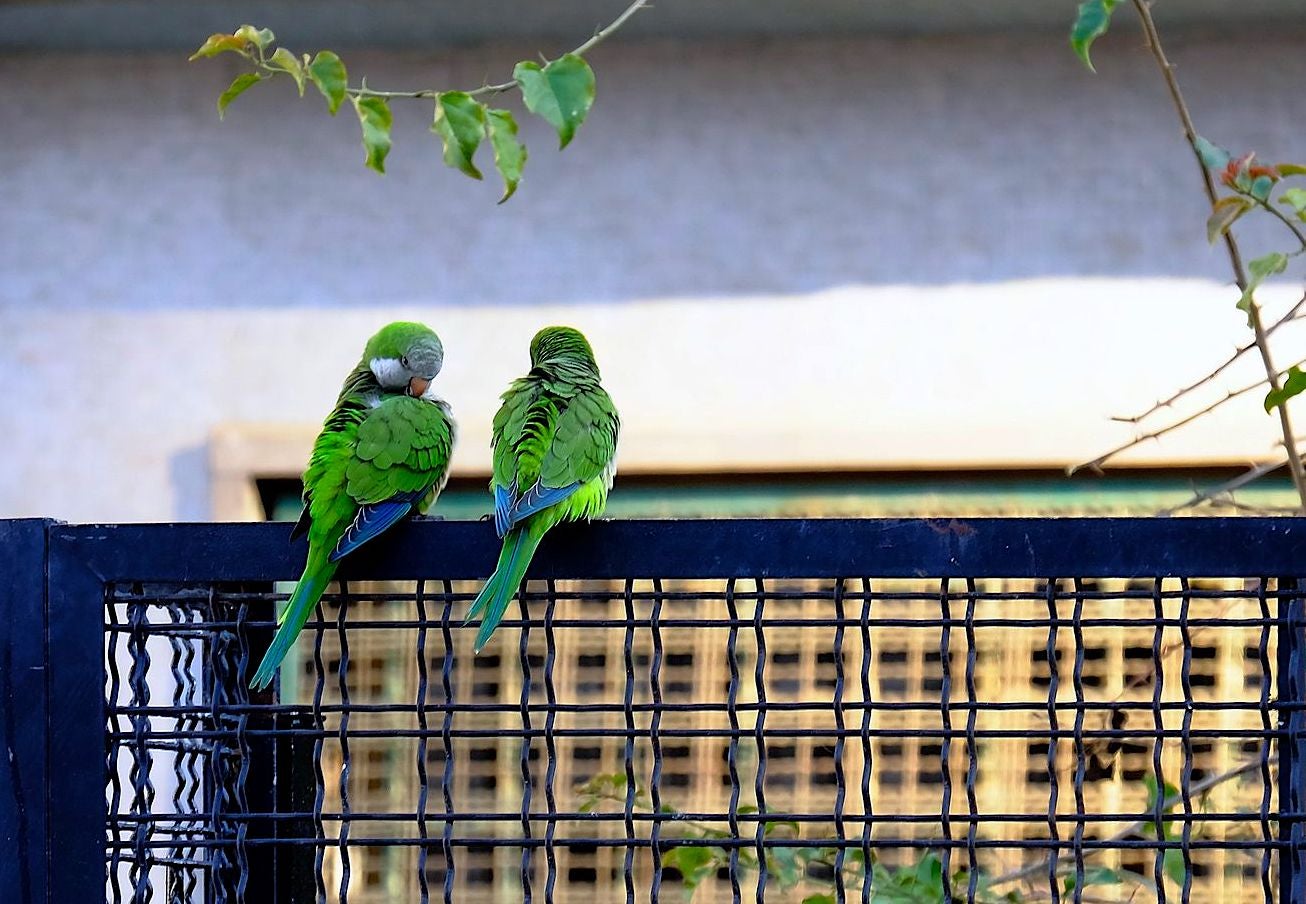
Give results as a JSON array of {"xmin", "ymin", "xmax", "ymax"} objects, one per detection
[{"xmin": 31, "ymin": 517, "xmax": 1306, "ymax": 583}]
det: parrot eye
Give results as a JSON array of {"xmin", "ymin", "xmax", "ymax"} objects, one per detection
[{"xmin": 399, "ymin": 355, "xmax": 410, "ymax": 368}]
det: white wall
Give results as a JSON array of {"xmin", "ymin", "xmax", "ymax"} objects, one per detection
[{"xmin": 3, "ymin": 31, "xmax": 1306, "ymax": 521}]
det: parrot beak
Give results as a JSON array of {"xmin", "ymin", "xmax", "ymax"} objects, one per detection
[{"xmin": 407, "ymin": 376, "xmax": 431, "ymax": 398}]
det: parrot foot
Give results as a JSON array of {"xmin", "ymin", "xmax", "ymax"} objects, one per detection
[{"xmin": 411, "ymin": 514, "xmax": 446, "ymax": 522}]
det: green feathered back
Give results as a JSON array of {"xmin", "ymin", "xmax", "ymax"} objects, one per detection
[{"xmin": 469, "ymin": 326, "xmax": 619, "ymax": 653}]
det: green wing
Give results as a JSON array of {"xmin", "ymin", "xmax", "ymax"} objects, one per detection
[
  {"xmin": 537, "ymin": 387, "xmax": 619, "ymax": 489},
  {"xmin": 491, "ymin": 384, "xmax": 617, "ymax": 533},
  {"xmin": 291, "ymin": 365, "xmax": 376, "ymax": 544},
  {"xmin": 332, "ymin": 395, "xmax": 455, "ymax": 559}
]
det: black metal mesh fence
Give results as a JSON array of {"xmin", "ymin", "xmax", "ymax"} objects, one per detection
[{"xmin": 106, "ymin": 572, "xmax": 1297, "ymax": 903}]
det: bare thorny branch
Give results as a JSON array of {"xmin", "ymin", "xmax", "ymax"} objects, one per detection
[
  {"xmin": 1157, "ymin": 456, "xmax": 1290, "ymax": 516},
  {"xmin": 1073, "ymin": 0, "xmax": 1306, "ymax": 510},
  {"xmin": 1107, "ymin": 294, "xmax": 1306, "ymax": 426},
  {"xmin": 1073, "ymin": 348, "xmax": 1306, "ymax": 476},
  {"xmin": 988, "ymin": 754, "xmax": 1271, "ymax": 889}
]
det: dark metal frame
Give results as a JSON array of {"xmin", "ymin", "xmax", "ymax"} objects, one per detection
[{"xmin": 3, "ymin": 516, "xmax": 1306, "ymax": 902}]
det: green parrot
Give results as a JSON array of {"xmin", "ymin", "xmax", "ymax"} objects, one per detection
[
  {"xmin": 466, "ymin": 326, "xmax": 620, "ymax": 653},
  {"xmin": 250, "ymin": 322, "xmax": 456, "ymax": 690}
]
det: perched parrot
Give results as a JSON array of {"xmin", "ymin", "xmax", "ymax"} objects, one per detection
[
  {"xmin": 250, "ymin": 322, "xmax": 456, "ymax": 690},
  {"xmin": 466, "ymin": 326, "xmax": 620, "ymax": 653}
]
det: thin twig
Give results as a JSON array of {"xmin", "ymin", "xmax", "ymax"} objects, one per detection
[
  {"xmin": 1115, "ymin": 294, "xmax": 1306, "ymax": 425},
  {"xmin": 988, "ymin": 755, "xmax": 1271, "ymax": 888},
  {"xmin": 1245, "ymin": 302, "xmax": 1306, "ymax": 507},
  {"xmin": 1129, "ymin": 0, "xmax": 1306, "ymax": 511},
  {"xmin": 1257, "ymin": 197, "xmax": 1306, "ymax": 254},
  {"xmin": 1071, "ymin": 354, "xmax": 1306, "ymax": 474},
  {"xmin": 346, "ymin": 0, "xmax": 650, "ymax": 101},
  {"xmin": 1130, "ymin": 0, "xmax": 1245, "ymax": 287},
  {"xmin": 1200, "ymin": 497, "xmax": 1303, "ymax": 515},
  {"xmin": 1157, "ymin": 457, "xmax": 1288, "ymax": 516}
]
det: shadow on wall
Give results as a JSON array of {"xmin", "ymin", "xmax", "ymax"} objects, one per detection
[
  {"xmin": 4, "ymin": 31, "xmax": 1306, "ymax": 313},
  {"xmin": 169, "ymin": 444, "xmax": 210, "ymax": 521}
]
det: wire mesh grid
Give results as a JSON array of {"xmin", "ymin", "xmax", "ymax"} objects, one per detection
[{"xmin": 103, "ymin": 572, "xmax": 1298, "ymax": 903}]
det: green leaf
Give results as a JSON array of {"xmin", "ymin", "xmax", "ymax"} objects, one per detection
[
  {"xmin": 1250, "ymin": 251, "xmax": 1289, "ymax": 282},
  {"xmin": 767, "ymin": 845, "xmax": 803, "ymax": 888},
  {"xmin": 1142, "ymin": 776, "xmax": 1179, "ymax": 825},
  {"xmin": 1265, "ymin": 366, "xmax": 1306, "ymax": 413},
  {"xmin": 307, "ymin": 51, "xmax": 348, "ymax": 115},
  {"xmin": 802, "ymin": 896, "xmax": 836, "ymax": 904},
  {"xmin": 352, "ymin": 96, "xmax": 393, "ymax": 173},
  {"xmin": 1163, "ymin": 848, "xmax": 1187, "ymax": 886},
  {"xmin": 1277, "ymin": 163, "xmax": 1306, "ymax": 178},
  {"xmin": 1251, "ymin": 174, "xmax": 1276, "ymax": 202},
  {"xmin": 432, "ymin": 91, "xmax": 485, "ymax": 180},
  {"xmin": 1280, "ymin": 187, "xmax": 1306, "ymax": 219},
  {"xmin": 514, "ymin": 53, "xmax": 596, "ymax": 148},
  {"xmin": 662, "ymin": 846, "xmax": 719, "ymax": 896},
  {"xmin": 1236, "ymin": 252, "xmax": 1288, "ymax": 324},
  {"xmin": 217, "ymin": 72, "xmax": 265, "ymax": 119},
  {"xmin": 763, "ymin": 818, "xmax": 801, "ymax": 837},
  {"xmin": 1070, "ymin": 0, "xmax": 1118, "ymax": 72},
  {"xmin": 189, "ymin": 33, "xmax": 252, "ymax": 62},
  {"xmin": 578, "ymin": 772, "xmax": 626, "ymax": 794},
  {"xmin": 485, "ymin": 108, "xmax": 527, "ymax": 202},
  {"xmin": 267, "ymin": 47, "xmax": 305, "ymax": 96},
  {"xmin": 913, "ymin": 852, "xmax": 944, "ymax": 890},
  {"xmin": 233, "ymin": 25, "xmax": 275, "ymax": 51},
  {"xmin": 1194, "ymin": 135, "xmax": 1232, "ymax": 170},
  {"xmin": 1206, "ymin": 197, "xmax": 1251, "ymax": 244},
  {"xmin": 1064, "ymin": 866, "xmax": 1122, "ymax": 892}
]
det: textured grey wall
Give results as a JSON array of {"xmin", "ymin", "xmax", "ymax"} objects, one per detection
[
  {"xmin": 3, "ymin": 31, "xmax": 1306, "ymax": 520},
  {"xmin": 3, "ymin": 0, "xmax": 1301, "ymax": 50},
  {"xmin": 6, "ymin": 32, "xmax": 1306, "ymax": 313}
]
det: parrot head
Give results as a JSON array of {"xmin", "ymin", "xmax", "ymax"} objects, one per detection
[
  {"xmin": 363, "ymin": 321, "xmax": 445, "ymax": 398},
  {"xmin": 529, "ymin": 326, "xmax": 600, "ymax": 377}
]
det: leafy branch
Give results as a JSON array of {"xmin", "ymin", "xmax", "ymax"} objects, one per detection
[
  {"xmin": 1068, "ymin": 0, "xmax": 1306, "ymax": 512},
  {"xmin": 989, "ymin": 757, "xmax": 1269, "ymax": 894},
  {"xmin": 578, "ymin": 774, "xmax": 1019, "ymax": 903},
  {"xmin": 1070, "ymin": 349, "xmax": 1306, "ymax": 476},
  {"xmin": 189, "ymin": 0, "xmax": 650, "ymax": 200},
  {"xmin": 1109, "ymin": 294, "xmax": 1306, "ymax": 426}
]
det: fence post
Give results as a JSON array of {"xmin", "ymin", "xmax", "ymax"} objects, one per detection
[
  {"xmin": 1279, "ymin": 577, "xmax": 1306, "ymax": 902},
  {"xmin": 0, "ymin": 519, "xmax": 53, "ymax": 904},
  {"xmin": 46, "ymin": 524, "xmax": 111, "ymax": 902}
]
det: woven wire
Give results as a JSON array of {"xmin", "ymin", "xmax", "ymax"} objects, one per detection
[{"xmin": 105, "ymin": 576, "xmax": 1297, "ymax": 903}]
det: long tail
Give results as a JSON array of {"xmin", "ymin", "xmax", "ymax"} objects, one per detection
[
  {"xmin": 466, "ymin": 524, "xmax": 545, "ymax": 654},
  {"xmin": 250, "ymin": 548, "xmax": 339, "ymax": 690}
]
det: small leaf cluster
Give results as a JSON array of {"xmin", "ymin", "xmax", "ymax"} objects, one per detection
[
  {"xmin": 1192, "ymin": 136, "xmax": 1306, "ymax": 409},
  {"xmin": 191, "ymin": 25, "xmax": 600, "ymax": 201},
  {"xmin": 576, "ymin": 773, "xmax": 1020, "ymax": 903}
]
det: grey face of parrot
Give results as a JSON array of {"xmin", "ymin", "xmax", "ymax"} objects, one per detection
[
  {"xmin": 370, "ymin": 337, "xmax": 444, "ymax": 398},
  {"xmin": 402, "ymin": 339, "xmax": 444, "ymax": 381}
]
